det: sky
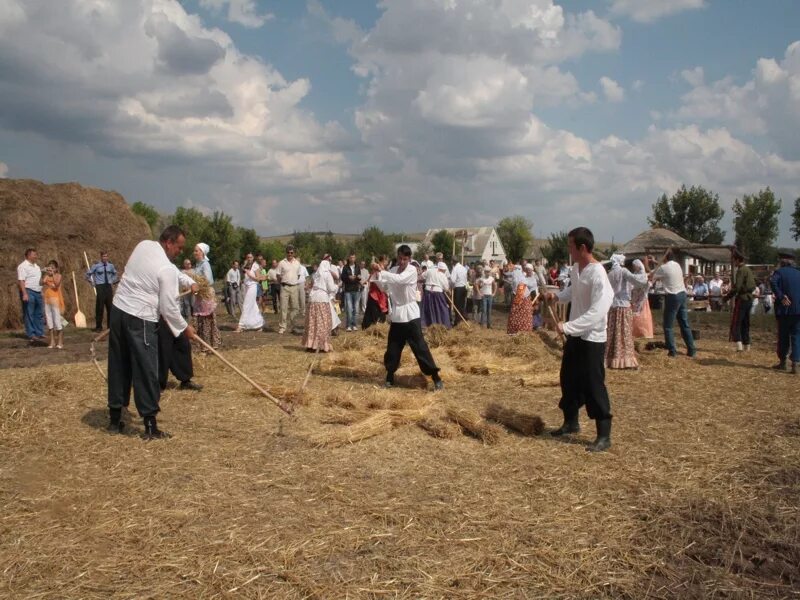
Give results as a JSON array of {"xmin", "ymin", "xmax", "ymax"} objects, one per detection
[{"xmin": 1, "ymin": 0, "xmax": 799, "ymax": 245}]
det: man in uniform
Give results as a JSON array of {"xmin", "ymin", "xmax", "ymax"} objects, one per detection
[{"xmin": 771, "ymin": 252, "xmax": 800, "ymax": 374}]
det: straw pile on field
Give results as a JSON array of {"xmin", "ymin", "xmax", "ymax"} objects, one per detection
[
  {"xmin": 0, "ymin": 179, "xmax": 151, "ymax": 329},
  {"xmin": 1, "ymin": 317, "xmax": 799, "ymax": 598}
]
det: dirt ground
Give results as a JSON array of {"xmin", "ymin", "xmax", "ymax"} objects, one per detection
[{"xmin": 1, "ymin": 306, "xmax": 798, "ymax": 599}]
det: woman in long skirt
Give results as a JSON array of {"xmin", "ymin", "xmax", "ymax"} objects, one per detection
[
  {"xmin": 506, "ymin": 265, "xmax": 538, "ymax": 334},
  {"xmin": 606, "ymin": 254, "xmax": 648, "ymax": 369},
  {"xmin": 421, "ymin": 262, "xmax": 451, "ymax": 328},
  {"xmin": 362, "ymin": 263, "xmax": 388, "ymax": 329},
  {"xmin": 630, "ymin": 259, "xmax": 654, "ymax": 339},
  {"xmin": 303, "ymin": 260, "xmax": 338, "ymax": 352},
  {"xmin": 237, "ymin": 256, "xmax": 264, "ymax": 332},
  {"xmin": 193, "ymin": 242, "xmax": 221, "ymax": 348}
]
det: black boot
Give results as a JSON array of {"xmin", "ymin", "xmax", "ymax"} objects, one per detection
[
  {"xmin": 586, "ymin": 419, "xmax": 611, "ymax": 452},
  {"xmin": 772, "ymin": 359, "xmax": 787, "ymax": 371},
  {"xmin": 142, "ymin": 415, "xmax": 171, "ymax": 440},
  {"xmin": 107, "ymin": 407, "xmax": 124, "ymax": 434},
  {"xmin": 551, "ymin": 412, "xmax": 580, "ymax": 437}
]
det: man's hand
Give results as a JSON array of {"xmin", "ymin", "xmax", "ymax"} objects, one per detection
[
  {"xmin": 371, "ymin": 262, "xmax": 382, "ymax": 272},
  {"xmin": 783, "ymin": 295, "xmax": 792, "ymax": 307},
  {"xmin": 184, "ymin": 325, "xmax": 197, "ymax": 340},
  {"xmin": 544, "ymin": 291, "xmax": 557, "ymax": 303},
  {"xmin": 556, "ymin": 322, "xmax": 565, "ymax": 335},
  {"xmin": 21, "ymin": 291, "xmax": 28, "ymax": 303},
  {"xmin": 190, "ymin": 283, "xmax": 200, "ymax": 295}
]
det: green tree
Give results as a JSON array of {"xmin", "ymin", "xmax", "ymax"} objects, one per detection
[
  {"xmin": 290, "ymin": 231, "xmax": 322, "ymax": 264},
  {"xmin": 206, "ymin": 211, "xmax": 241, "ymax": 279},
  {"xmin": 131, "ymin": 201, "xmax": 160, "ymax": 238},
  {"xmin": 496, "ymin": 216, "xmax": 534, "ymax": 262},
  {"xmin": 354, "ymin": 226, "xmax": 395, "ymax": 260},
  {"xmin": 648, "ymin": 185, "xmax": 725, "ymax": 243},
  {"xmin": 172, "ymin": 207, "xmax": 212, "ymax": 265},
  {"xmin": 237, "ymin": 227, "xmax": 262, "ymax": 258},
  {"xmin": 543, "ymin": 231, "xmax": 569, "ymax": 265},
  {"xmin": 261, "ymin": 240, "xmax": 286, "ymax": 263},
  {"xmin": 413, "ymin": 241, "xmax": 434, "ymax": 262},
  {"xmin": 431, "ymin": 229, "xmax": 459, "ymax": 262},
  {"xmin": 791, "ymin": 197, "xmax": 800, "ymax": 242},
  {"xmin": 319, "ymin": 232, "xmax": 347, "ymax": 262},
  {"xmin": 733, "ymin": 187, "xmax": 782, "ymax": 263}
]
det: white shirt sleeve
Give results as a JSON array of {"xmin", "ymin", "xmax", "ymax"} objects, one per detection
[
  {"xmin": 557, "ymin": 284, "xmax": 572, "ymax": 303},
  {"xmin": 158, "ymin": 266, "xmax": 188, "ymax": 337},
  {"xmin": 563, "ymin": 270, "xmax": 613, "ymax": 338},
  {"xmin": 177, "ymin": 271, "xmax": 195, "ymax": 289},
  {"xmin": 379, "ymin": 267, "xmax": 417, "ymax": 285}
]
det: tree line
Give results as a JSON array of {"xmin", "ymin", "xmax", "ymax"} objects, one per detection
[{"xmin": 132, "ymin": 186, "xmax": 800, "ymax": 278}]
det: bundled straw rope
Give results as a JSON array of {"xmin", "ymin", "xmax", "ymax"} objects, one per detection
[
  {"xmin": 445, "ymin": 405, "xmax": 503, "ymax": 445},
  {"xmin": 417, "ymin": 418, "xmax": 462, "ymax": 439},
  {"xmin": 484, "ymin": 403, "xmax": 545, "ymax": 436}
]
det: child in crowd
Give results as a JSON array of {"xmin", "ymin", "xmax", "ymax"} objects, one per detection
[{"xmin": 42, "ymin": 260, "xmax": 65, "ymax": 349}]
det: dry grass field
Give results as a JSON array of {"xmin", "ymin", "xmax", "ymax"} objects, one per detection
[{"xmin": 1, "ymin": 311, "xmax": 798, "ymax": 599}]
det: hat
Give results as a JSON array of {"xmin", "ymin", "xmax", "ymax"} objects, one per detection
[
  {"xmin": 524, "ymin": 264, "xmax": 534, "ymax": 272},
  {"xmin": 778, "ymin": 251, "xmax": 796, "ymax": 260},
  {"xmin": 195, "ymin": 242, "xmax": 210, "ymax": 258}
]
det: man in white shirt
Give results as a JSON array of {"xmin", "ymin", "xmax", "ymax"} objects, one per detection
[
  {"xmin": 545, "ymin": 227, "xmax": 614, "ymax": 452},
  {"xmin": 359, "ymin": 260, "xmax": 370, "ymax": 313},
  {"xmin": 375, "ymin": 245, "xmax": 443, "ymax": 391},
  {"xmin": 651, "ymin": 249, "xmax": 696, "ymax": 358},
  {"xmin": 449, "ymin": 259, "xmax": 468, "ymax": 326},
  {"xmin": 17, "ymin": 248, "xmax": 45, "ymax": 341},
  {"xmin": 708, "ymin": 273, "xmax": 724, "ymax": 311},
  {"xmin": 277, "ymin": 245, "xmax": 302, "ymax": 334},
  {"xmin": 224, "ymin": 260, "xmax": 241, "ymax": 316},
  {"xmin": 297, "ymin": 260, "xmax": 309, "ymax": 318},
  {"xmin": 108, "ymin": 225, "xmax": 195, "ymax": 439}
]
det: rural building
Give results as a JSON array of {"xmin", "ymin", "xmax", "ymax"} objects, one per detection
[
  {"xmin": 621, "ymin": 228, "xmax": 731, "ymax": 275},
  {"xmin": 422, "ymin": 227, "xmax": 507, "ymax": 264}
]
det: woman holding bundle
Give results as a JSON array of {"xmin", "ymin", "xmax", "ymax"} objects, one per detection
[
  {"xmin": 303, "ymin": 259, "xmax": 338, "ymax": 352},
  {"xmin": 506, "ymin": 264, "xmax": 539, "ymax": 334},
  {"xmin": 421, "ymin": 261, "xmax": 451, "ymax": 328},
  {"xmin": 236, "ymin": 253, "xmax": 265, "ymax": 332},
  {"xmin": 192, "ymin": 243, "xmax": 221, "ymax": 348},
  {"xmin": 42, "ymin": 260, "xmax": 65, "ymax": 349},
  {"xmin": 630, "ymin": 258, "xmax": 653, "ymax": 339},
  {"xmin": 605, "ymin": 253, "xmax": 648, "ymax": 369}
]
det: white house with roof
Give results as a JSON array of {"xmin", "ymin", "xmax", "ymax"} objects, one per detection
[{"xmin": 422, "ymin": 227, "xmax": 507, "ymax": 264}]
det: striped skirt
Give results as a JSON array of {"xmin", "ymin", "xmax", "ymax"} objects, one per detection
[
  {"xmin": 605, "ymin": 306, "xmax": 638, "ymax": 369},
  {"xmin": 302, "ymin": 301, "xmax": 333, "ymax": 352}
]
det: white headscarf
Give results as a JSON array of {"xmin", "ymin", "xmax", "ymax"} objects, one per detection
[
  {"xmin": 610, "ymin": 252, "xmax": 625, "ymax": 269},
  {"xmin": 314, "ymin": 259, "xmax": 331, "ymax": 283},
  {"xmin": 196, "ymin": 242, "xmax": 210, "ymax": 259},
  {"xmin": 632, "ymin": 259, "xmax": 644, "ymax": 273},
  {"xmin": 437, "ymin": 261, "xmax": 447, "ymax": 271}
]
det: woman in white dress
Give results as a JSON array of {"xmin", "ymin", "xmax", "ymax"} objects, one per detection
[{"xmin": 236, "ymin": 256, "xmax": 264, "ymax": 332}]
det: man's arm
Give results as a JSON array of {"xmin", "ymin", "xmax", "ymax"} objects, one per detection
[
  {"xmin": 379, "ymin": 267, "xmax": 417, "ymax": 285},
  {"xmin": 158, "ymin": 267, "xmax": 189, "ymax": 338}
]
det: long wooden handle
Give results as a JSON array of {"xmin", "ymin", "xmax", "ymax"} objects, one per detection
[
  {"xmin": 447, "ymin": 291, "xmax": 471, "ymax": 328},
  {"xmin": 83, "ymin": 252, "xmax": 96, "ymax": 296},
  {"xmin": 301, "ymin": 347, "xmax": 321, "ymax": 390},
  {"xmin": 72, "ymin": 271, "xmax": 81, "ymax": 311},
  {"xmin": 546, "ymin": 301, "xmax": 567, "ymax": 344},
  {"xmin": 192, "ymin": 335, "xmax": 295, "ymax": 416}
]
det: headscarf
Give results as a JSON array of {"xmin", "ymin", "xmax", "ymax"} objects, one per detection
[
  {"xmin": 610, "ymin": 252, "xmax": 625, "ymax": 269},
  {"xmin": 313, "ymin": 259, "xmax": 331, "ymax": 284},
  {"xmin": 437, "ymin": 261, "xmax": 447, "ymax": 271},
  {"xmin": 630, "ymin": 259, "xmax": 648, "ymax": 313},
  {"xmin": 196, "ymin": 243, "xmax": 210, "ymax": 259}
]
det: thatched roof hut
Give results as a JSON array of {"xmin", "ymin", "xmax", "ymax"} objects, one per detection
[{"xmin": 621, "ymin": 228, "xmax": 732, "ymax": 275}]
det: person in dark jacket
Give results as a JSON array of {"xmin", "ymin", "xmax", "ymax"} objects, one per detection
[
  {"xmin": 726, "ymin": 249, "xmax": 756, "ymax": 352},
  {"xmin": 770, "ymin": 252, "xmax": 800, "ymax": 374}
]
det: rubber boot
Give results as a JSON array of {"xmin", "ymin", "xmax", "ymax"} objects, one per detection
[
  {"xmin": 792, "ymin": 362, "xmax": 798, "ymax": 375},
  {"xmin": 107, "ymin": 407, "xmax": 124, "ymax": 434},
  {"xmin": 772, "ymin": 359, "xmax": 787, "ymax": 371},
  {"xmin": 551, "ymin": 411, "xmax": 580, "ymax": 437},
  {"xmin": 142, "ymin": 415, "xmax": 171, "ymax": 440},
  {"xmin": 586, "ymin": 419, "xmax": 611, "ymax": 452},
  {"xmin": 736, "ymin": 341, "xmax": 743, "ymax": 352}
]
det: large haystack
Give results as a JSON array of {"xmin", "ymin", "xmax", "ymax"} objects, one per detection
[{"xmin": 0, "ymin": 179, "xmax": 151, "ymax": 329}]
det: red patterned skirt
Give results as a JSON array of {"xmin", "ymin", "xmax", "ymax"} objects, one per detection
[
  {"xmin": 195, "ymin": 312, "xmax": 221, "ymax": 349},
  {"xmin": 507, "ymin": 285, "xmax": 533, "ymax": 334},
  {"xmin": 302, "ymin": 301, "xmax": 333, "ymax": 352},
  {"xmin": 605, "ymin": 306, "xmax": 638, "ymax": 369}
]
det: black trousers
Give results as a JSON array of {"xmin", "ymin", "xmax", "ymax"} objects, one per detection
[
  {"xmin": 157, "ymin": 318, "xmax": 193, "ymax": 389},
  {"xmin": 107, "ymin": 306, "xmax": 160, "ymax": 417},
  {"xmin": 559, "ymin": 336, "xmax": 612, "ymax": 421},
  {"xmin": 452, "ymin": 286, "xmax": 467, "ymax": 325},
  {"xmin": 731, "ymin": 299, "xmax": 752, "ymax": 344},
  {"xmin": 269, "ymin": 283, "xmax": 281, "ymax": 313},
  {"xmin": 384, "ymin": 318, "xmax": 440, "ymax": 380},
  {"xmin": 95, "ymin": 283, "xmax": 113, "ymax": 329}
]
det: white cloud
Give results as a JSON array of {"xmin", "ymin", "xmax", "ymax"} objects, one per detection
[
  {"xmin": 600, "ymin": 76, "xmax": 625, "ymax": 102},
  {"xmin": 0, "ymin": 0, "xmax": 348, "ymax": 187},
  {"xmin": 680, "ymin": 66, "xmax": 704, "ymax": 87},
  {"xmin": 632, "ymin": 79, "xmax": 644, "ymax": 92},
  {"xmin": 675, "ymin": 41, "xmax": 800, "ymax": 158},
  {"xmin": 609, "ymin": 0, "xmax": 705, "ymax": 23},
  {"xmin": 0, "ymin": 161, "xmax": 8, "ymax": 178},
  {"xmin": 199, "ymin": 0, "xmax": 273, "ymax": 29}
]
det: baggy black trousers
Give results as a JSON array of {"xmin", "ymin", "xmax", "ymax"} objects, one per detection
[
  {"xmin": 108, "ymin": 305, "xmax": 160, "ymax": 417},
  {"xmin": 384, "ymin": 318, "xmax": 440, "ymax": 380},
  {"xmin": 559, "ymin": 336, "xmax": 612, "ymax": 421},
  {"xmin": 157, "ymin": 317, "xmax": 193, "ymax": 389}
]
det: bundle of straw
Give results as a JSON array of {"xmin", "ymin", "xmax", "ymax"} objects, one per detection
[
  {"xmin": 267, "ymin": 385, "xmax": 311, "ymax": 406},
  {"xmin": 484, "ymin": 403, "xmax": 545, "ymax": 436},
  {"xmin": 417, "ymin": 418, "xmax": 462, "ymax": 439},
  {"xmin": 425, "ymin": 324, "xmax": 451, "ymax": 348},
  {"xmin": 393, "ymin": 373, "xmax": 429, "ymax": 389},
  {"xmin": 364, "ymin": 322, "xmax": 390, "ymax": 339},
  {"xmin": 187, "ymin": 273, "xmax": 215, "ymax": 301},
  {"xmin": 445, "ymin": 405, "xmax": 503, "ymax": 445},
  {"xmin": 312, "ymin": 411, "xmax": 395, "ymax": 446},
  {"xmin": 324, "ymin": 391, "xmax": 359, "ymax": 410}
]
